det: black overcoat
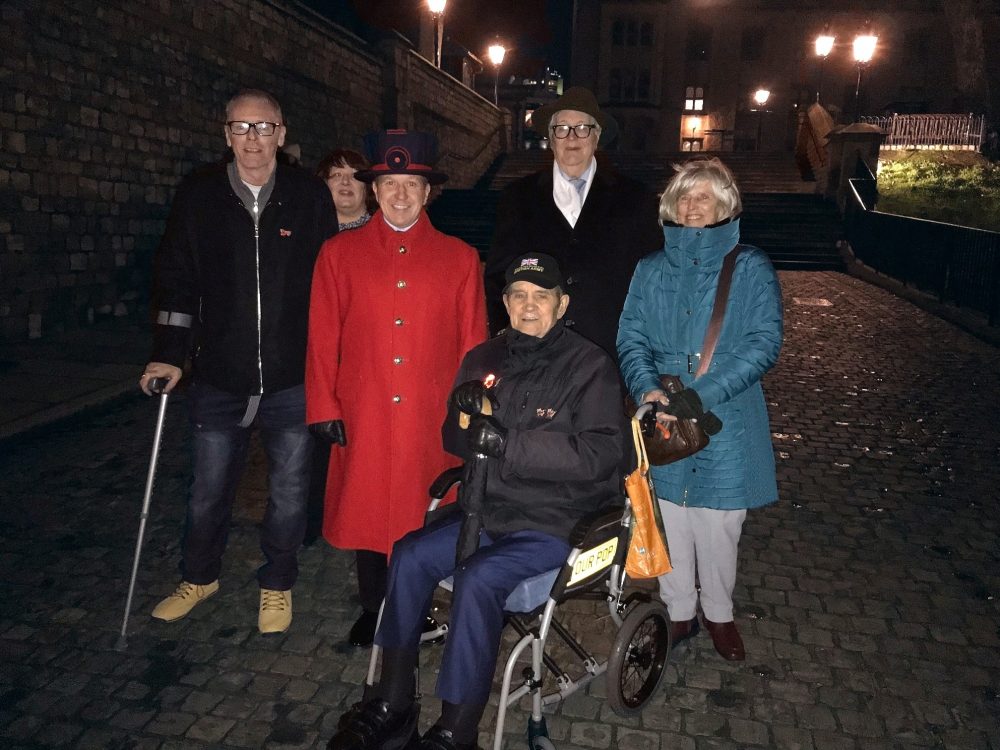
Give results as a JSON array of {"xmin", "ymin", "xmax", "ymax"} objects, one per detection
[{"xmin": 485, "ymin": 164, "xmax": 664, "ymax": 358}]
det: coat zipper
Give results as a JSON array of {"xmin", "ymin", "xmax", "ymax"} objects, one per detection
[{"xmin": 252, "ymin": 197, "xmax": 263, "ymax": 395}]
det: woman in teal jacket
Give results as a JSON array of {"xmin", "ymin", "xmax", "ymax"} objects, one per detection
[{"xmin": 617, "ymin": 157, "xmax": 783, "ymax": 661}]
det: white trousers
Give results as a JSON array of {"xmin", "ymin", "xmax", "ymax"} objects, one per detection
[{"xmin": 656, "ymin": 499, "xmax": 746, "ymax": 623}]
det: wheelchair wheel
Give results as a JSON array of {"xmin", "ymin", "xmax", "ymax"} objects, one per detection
[{"xmin": 606, "ymin": 600, "xmax": 671, "ymax": 717}]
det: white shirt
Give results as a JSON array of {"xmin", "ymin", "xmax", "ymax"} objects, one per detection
[{"xmin": 552, "ymin": 158, "xmax": 596, "ymax": 228}]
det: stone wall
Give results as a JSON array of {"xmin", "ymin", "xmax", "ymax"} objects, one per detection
[{"xmin": 0, "ymin": 0, "xmax": 506, "ymax": 342}]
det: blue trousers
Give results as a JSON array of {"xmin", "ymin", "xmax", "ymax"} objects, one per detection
[
  {"xmin": 375, "ymin": 514, "xmax": 570, "ymax": 705},
  {"xmin": 182, "ymin": 382, "xmax": 312, "ymax": 590}
]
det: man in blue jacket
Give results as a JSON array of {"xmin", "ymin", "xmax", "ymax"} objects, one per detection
[{"xmin": 140, "ymin": 89, "xmax": 336, "ymax": 634}]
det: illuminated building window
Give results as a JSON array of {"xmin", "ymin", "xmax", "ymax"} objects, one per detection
[{"xmin": 684, "ymin": 86, "xmax": 705, "ymax": 112}]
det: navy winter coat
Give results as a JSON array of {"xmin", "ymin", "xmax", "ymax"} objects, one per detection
[{"xmin": 617, "ymin": 217, "xmax": 782, "ymax": 510}]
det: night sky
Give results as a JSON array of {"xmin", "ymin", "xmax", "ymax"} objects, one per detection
[{"xmin": 301, "ymin": 0, "xmax": 572, "ymax": 77}]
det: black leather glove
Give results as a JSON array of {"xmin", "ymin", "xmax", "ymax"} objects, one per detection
[
  {"xmin": 450, "ymin": 379, "xmax": 496, "ymax": 415},
  {"xmin": 663, "ymin": 388, "xmax": 723, "ymax": 436},
  {"xmin": 467, "ymin": 414, "xmax": 507, "ymax": 457},
  {"xmin": 309, "ymin": 420, "xmax": 347, "ymax": 446},
  {"xmin": 662, "ymin": 388, "xmax": 705, "ymax": 419},
  {"xmin": 698, "ymin": 411, "xmax": 723, "ymax": 436}
]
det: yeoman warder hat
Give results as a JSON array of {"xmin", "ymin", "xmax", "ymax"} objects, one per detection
[{"xmin": 355, "ymin": 129, "xmax": 448, "ymax": 185}]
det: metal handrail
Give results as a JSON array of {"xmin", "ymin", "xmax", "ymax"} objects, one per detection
[{"xmin": 845, "ymin": 176, "xmax": 1000, "ymax": 325}]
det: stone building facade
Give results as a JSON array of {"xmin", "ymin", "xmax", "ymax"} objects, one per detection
[
  {"xmin": 0, "ymin": 0, "xmax": 507, "ymax": 342},
  {"xmin": 570, "ymin": 0, "xmax": 998, "ymax": 153}
]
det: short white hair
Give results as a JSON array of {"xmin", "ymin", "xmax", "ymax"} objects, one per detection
[
  {"xmin": 225, "ymin": 89, "xmax": 283, "ymax": 122},
  {"xmin": 659, "ymin": 157, "xmax": 742, "ymax": 223}
]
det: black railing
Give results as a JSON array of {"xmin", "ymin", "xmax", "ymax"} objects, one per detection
[
  {"xmin": 845, "ymin": 160, "xmax": 1000, "ymax": 325},
  {"xmin": 860, "ymin": 113, "xmax": 985, "ymax": 150}
]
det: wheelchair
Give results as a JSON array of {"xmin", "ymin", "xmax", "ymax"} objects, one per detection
[{"xmin": 363, "ymin": 464, "xmax": 673, "ymax": 750}]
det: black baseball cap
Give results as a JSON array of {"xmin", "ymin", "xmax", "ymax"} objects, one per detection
[{"xmin": 504, "ymin": 253, "xmax": 565, "ymax": 290}]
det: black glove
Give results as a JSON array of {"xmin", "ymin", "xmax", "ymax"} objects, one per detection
[
  {"xmin": 309, "ymin": 420, "xmax": 347, "ymax": 446},
  {"xmin": 450, "ymin": 379, "xmax": 496, "ymax": 415},
  {"xmin": 698, "ymin": 411, "xmax": 723, "ymax": 436},
  {"xmin": 467, "ymin": 414, "xmax": 507, "ymax": 457},
  {"xmin": 662, "ymin": 388, "xmax": 705, "ymax": 419},
  {"xmin": 663, "ymin": 389, "xmax": 724, "ymax": 436}
]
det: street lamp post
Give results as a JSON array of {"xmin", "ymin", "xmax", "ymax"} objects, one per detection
[
  {"xmin": 487, "ymin": 42, "xmax": 506, "ymax": 106},
  {"xmin": 753, "ymin": 88, "xmax": 770, "ymax": 151},
  {"xmin": 853, "ymin": 32, "xmax": 877, "ymax": 121},
  {"xmin": 427, "ymin": 0, "xmax": 447, "ymax": 69},
  {"xmin": 814, "ymin": 32, "xmax": 835, "ymax": 103}
]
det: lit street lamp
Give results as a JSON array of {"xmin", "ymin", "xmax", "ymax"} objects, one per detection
[
  {"xmin": 853, "ymin": 32, "xmax": 877, "ymax": 121},
  {"xmin": 487, "ymin": 42, "xmax": 506, "ymax": 106},
  {"xmin": 428, "ymin": 0, "xmax": 447, "ymax": 69},
  {"xmin": 753, "ymin": 88, "xmax": 770, "ymax": 151},
  {"xmin": 814, "ymin": 31, "xmax": 835, "ymax": 103}
]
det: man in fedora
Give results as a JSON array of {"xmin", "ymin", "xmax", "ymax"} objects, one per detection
[
  {"xmin": 485, "ymin": 87, "xmax": 663, "ymax": 359},
  {"xmin": 306, "ymin": 129, "xmax": 487, "ymax": 647}
]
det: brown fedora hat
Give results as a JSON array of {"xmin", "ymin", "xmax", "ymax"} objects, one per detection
[{"xmin": 530, "ymin": 87, "xmax": 619, "ymax": 146}]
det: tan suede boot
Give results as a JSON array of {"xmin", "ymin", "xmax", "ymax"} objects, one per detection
[
  {"xmin": 151, "ymin": 580, "xmax": 219, "ymax": 622},
  {"xmin": 258, "ymin": 588, "xmax": 292, "ymax": 634}
]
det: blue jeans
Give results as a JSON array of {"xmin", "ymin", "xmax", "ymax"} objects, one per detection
[
  {"xmin": 376, "ymin": 514, "xmax": 570, "ymax": 705},
  {"xmin": 182, "ymin": 382, "xmax": 312, "ymax": 590}
]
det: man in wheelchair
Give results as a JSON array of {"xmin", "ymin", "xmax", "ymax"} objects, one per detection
[{"xmin": 327, "ymin": 253, "xmax": 626, "ymax": 750}]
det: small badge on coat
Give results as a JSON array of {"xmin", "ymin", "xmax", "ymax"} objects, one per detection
[
  {"xmin": 279, "ymin": 228, "xmax": 292, "ymax": 237},
  {"xmin": 535, "ymin": 408, "xmax": 557, "ymax": 419}
]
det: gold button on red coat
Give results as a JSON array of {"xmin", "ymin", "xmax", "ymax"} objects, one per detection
[
  {"xmin": 395, "ymin": 318, "xmax": 404, "ymax": 326},
  {"xmin": 397, "ymin": 280, "xmax": 407, "ymax": 288},
  {"xmin": 392, "ymin": 395, "xmax": 402, "ymax": 403},
  {"xmin": 393, "ymin": 357, "xmax": 403, "ymax": 365},
  {"xmin": 399, "ymin": 246, "xmax": 407, "ymax": 254}
]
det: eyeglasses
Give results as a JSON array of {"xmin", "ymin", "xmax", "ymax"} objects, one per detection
[
  {"xmin": 550, "ymin": 123, "xmax": 598, "ymax": 139},
  {"xmin": 227, "ymin": 121, "xmax": 281, "ymax": 136}
]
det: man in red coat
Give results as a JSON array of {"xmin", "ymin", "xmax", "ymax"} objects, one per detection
[{"xmin": 306, "ymin": 130, "xmax": 487, "ymax": 646}]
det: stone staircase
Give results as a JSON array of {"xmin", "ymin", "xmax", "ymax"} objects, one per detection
[{"xmin": 429, "ymin": 150, "xmax": 844, "ymax": 271}]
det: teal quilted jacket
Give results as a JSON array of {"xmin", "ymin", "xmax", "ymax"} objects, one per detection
[{"xmin": 617, "ymin": 217, "xmax": 783, "ymax": 509}]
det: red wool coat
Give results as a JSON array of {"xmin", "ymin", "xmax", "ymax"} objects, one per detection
[{"xmin": 306, "ymin": 211, "xmax": 487, "ymax": 554}]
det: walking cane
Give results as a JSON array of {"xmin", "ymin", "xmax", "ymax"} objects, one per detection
[
  {"xmin": 115, "ymin": 377, "xmax": 171, "ymax": 651},
  {"xmin": 454, "ymin": 376, "xmax": 496, "ymax": 565}
]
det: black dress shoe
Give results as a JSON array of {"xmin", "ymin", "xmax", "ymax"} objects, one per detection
[
  {"xmin": 348, "ymin": 610, "xmax": 379, "ymax": 647},
  {"xmin": 410, "ymin": 725, "xmax": 479, "ymax": 750},
  {"xmin": 326, "ymin": 698, "xmax": 419, "ymax": 750}
]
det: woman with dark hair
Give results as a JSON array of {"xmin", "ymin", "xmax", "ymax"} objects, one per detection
[
  {"xmin": 316, "ymin": 149, "xmax": 375, "ymax": 230},
  {"xmin": 617, "ymin": 157, "xmax": 783, "ymax": 662},
  {"xmin": 305, "ymin": 149, "xmax": 378, "ymax": 550}
]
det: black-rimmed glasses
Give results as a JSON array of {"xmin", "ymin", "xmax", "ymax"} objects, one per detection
[
  {"xmin": 550, "ymin": 123, "xmax": 598, "ymax": 139},
  {"xmin": 227, "ymin": 121, "xmax": 281, "ymax": 136}
]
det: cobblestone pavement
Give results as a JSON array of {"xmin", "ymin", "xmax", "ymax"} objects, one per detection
[{"xmin": 2, "ymin": 271, "xmax": 999, "ymax": 750}]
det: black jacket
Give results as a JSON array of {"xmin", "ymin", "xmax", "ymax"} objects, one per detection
[
  {"xmin": 151, "ymin": 162, "xmax": 336, "ymax": 397},
  {"xmin": 485, "ymin": 163, "xmax": 663, "ymax": 359},
  {"xmin": 443, "ymin": 324, "xmax": 625, "ymax": 541}
]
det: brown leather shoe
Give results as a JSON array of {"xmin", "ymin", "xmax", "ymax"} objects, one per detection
[
  {"xmin": 670, "ymin": 617, "xmax": 700, "ymax": 648},
  {"xmin": 702, "ymin": 618, "xmax": 745, "ymax": 661}
]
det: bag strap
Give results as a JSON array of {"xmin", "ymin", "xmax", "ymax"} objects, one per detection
[
  {"xmin": 695, "ymin": 244, "xmax": 746, "ymax": 378},
  {"xmin": 631, "ymin": 417, "xmax": 649, "ymax": 475}
]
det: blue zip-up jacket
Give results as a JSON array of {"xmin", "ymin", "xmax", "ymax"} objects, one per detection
[{"xmin": 617, "ymin": 217, "xmax": 782, "ymax": 509}]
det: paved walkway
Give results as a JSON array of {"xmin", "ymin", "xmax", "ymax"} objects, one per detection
[{"xmin": 1, "ymin": 271, "xmax": 999, "ymax": 749}]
